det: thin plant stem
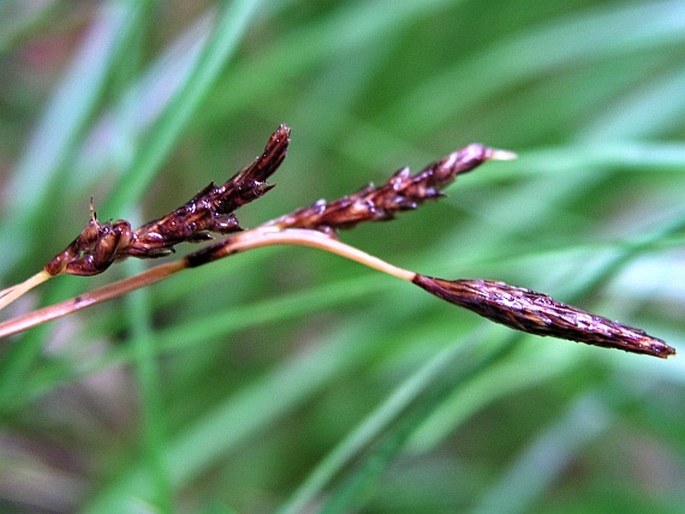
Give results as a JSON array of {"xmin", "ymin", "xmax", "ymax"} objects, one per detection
[
  {"xmin": 185, "ymin": 227, "xmax": 416, "ymax": 282},
  {"xmin": 0, "ymin": 270, "xmax": 52, "ymax": 310},
  {"xmin": 0, "ymin": 228, "xmax": 415, "ymax": 339},
  {"xmin": 0, "ymin": 260, "xmax": 186, "ymax": 339}
]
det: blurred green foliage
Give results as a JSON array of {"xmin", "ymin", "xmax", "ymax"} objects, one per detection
[{"xmin": 0, "ymin": 0, "xmax": 684, "ymax": 512}]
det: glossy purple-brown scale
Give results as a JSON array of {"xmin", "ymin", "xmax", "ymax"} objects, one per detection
[
  {"xmin": 273, "ymin": 143, "xmax": 498, "ymax": 233},
  {"xmin": 44, "ymin": 218, "xmax": 134, "ymax": 276},
  {"xmin": 413, "ymin": 275, "xmax": 676, "ymax": 358},
  {"xmin": 44, "ymin": 124, "xmax": 291, "ymax": 276}
]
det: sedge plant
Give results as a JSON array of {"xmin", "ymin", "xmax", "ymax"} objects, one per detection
[{"xmin": 0, "ymin": 125, "xmax": 675, "ymax": 359}]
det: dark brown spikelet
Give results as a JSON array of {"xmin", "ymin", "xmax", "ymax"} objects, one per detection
[
  {"xmin": 129, "ymin": 124, "xmax": 290, "ymax": 255},
  {"xmin": 272, "ymin": 143, "xmax": 511, "ymax": 234},
  {"xmin": 413, "ymin": 275, "xmax": 676, "ymax": 358},
  {"xmin": 45, "ymin": 124, "xmax": 291, "ymax": 276}
]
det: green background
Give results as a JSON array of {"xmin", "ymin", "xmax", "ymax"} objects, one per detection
[{"xmin": 0, "ymin": 1, "xmax": 683, "ymax": 512}]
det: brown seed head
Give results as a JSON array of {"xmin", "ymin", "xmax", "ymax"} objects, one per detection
[
  {"xmin": 413, "ymin": 275, "xmax": 676, "ymax": 358},
  {"xmin": 44, "ymin": 125, "xmax": 291, "ymax": 276},
  {"xmin": 272, "ymin": 143, "xmax": 509, "ymax": 233}
]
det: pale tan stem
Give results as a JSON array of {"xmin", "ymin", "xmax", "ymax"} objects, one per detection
[
  {"xmin": 0, "ymin": 270, "xmax": 53, "ymax": 311},
  {"xmin": 216, "ymin": 228, "xmax": 416, "ymax": 282},
  {"xmin": 0, "ymin": 228, "xmax": 414, "ymax": 339},
  {"xmin": 0, "ymin": 261, "xmax": 186, "ymax": 339}
]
